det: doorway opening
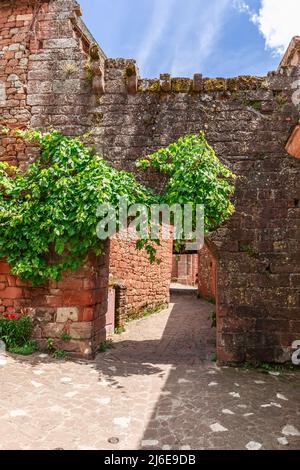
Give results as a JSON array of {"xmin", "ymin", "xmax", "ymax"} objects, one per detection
[{"xmin": 168, "ymin": 240, "xmax": 217, "ymax": 362}]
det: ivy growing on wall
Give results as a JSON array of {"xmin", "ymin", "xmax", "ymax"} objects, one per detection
[
  {"xmin": 0, "ymin": 130, "xmax": 156, "ymax": 284},
  {"xmin": 137, "ymin": 132, "xmax": 236, "ymax": 229},
  {"xmin": 0, "ymin": 130, "xmax": 235, "ymax": 284}
]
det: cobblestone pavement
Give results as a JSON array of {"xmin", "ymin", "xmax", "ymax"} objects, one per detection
[{"xmin": 0, "ymin": 291, "xmax": 299, "ymax": 450}]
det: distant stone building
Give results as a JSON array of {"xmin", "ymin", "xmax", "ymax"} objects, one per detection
[
  {"xmin": 171, "ymin": 254, "xmax": 198, "ymax": 286},
  {"xmin": 0, "ymin": 0, "xmax": 300, "ymax": 363}
]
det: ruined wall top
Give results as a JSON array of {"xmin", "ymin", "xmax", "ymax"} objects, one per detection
[{"xmin": 279, "ymin": 36, "xmax": 300, "ymax": 68}]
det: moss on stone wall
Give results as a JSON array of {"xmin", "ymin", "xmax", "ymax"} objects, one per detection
[
  {"xmin": 171, "ymin": 78, "xmax": 192, "ymax": 93},
  {"xmin": 227, "ymin": 76, "xmax": 268, "ymax": 91},
  {"xmin": 148, "ymin": 79, "xmax": 161, "ymax": 93},
  {"xmin": 203, "ymin": 78, "xmax": 226, "ymax": 92}
]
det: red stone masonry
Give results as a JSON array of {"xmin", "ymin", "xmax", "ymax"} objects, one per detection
[
  {"xmin": 1, "ymin": 0, "xmax": 300, "ymax": 363},
  {"xmin": 198, "ymin": 245, "xmax": 217, "ymax": 303},
  {"xmin": 0, "ymin": 0, "xmax": 39, "ymax": 166},
  {"xmin": 171, "ymin": 254, "xmax": 198, "ymax": 286},
  {"xmin": 0, "ymin": 0, "xmax": 172, "ymax": 356},
  {"xmin": 0, "ymin": 0, "xmax": 109, "ymax": 356},
  {"xmin": 94, "ymin": 58, "xmax": 300, "ymax": 364},
  {"xmin": 109, "ymin": 230, "xmax": 173, "ymax": 320},
  {"xmin": 0, "ymin": 254, "xmax": 109, "ymax": 356}
]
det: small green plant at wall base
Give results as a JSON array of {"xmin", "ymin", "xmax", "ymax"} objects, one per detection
[
  {"xmin": 0, "ymin": 125, "xmax": 9, "ymax": 135},
  {"xmin": 98, "ymin": 339, "xmax": 114, "ymax": 352},
  {"xmin": 199, "ymin": 293, "xmax": 215, "ymax": 305},
  {"xmin": 9, "ymin": 340, "xmax": 38, "ymax": 356},
  {"xmin": 124, "ymin": 66, "xmax": 136, "ymax": 78},
  {"xmin": 47, "ymin": 337, "xmax": 55, "ymax": 353},
  {"xmin": 114, "ymin": 325, "xmax": 126, "ymax": 335},
  {"xmin": 53, "ymin": 349, "xmax": 66, "ymax": 359},
  {"xmin": 274, "ymin": 91, "xmax": 287, "ymax": 109},
  {"xmin": 84, "ymin": 59, "xmax": 94, "ymax": 82},
  {"xmin": 47, "ymin": 337, "xmax": 66, "ymax": 359},
  {"xmin": 60, "ymin": 332, "xmax": 72, "ymax": 342},
  {"xmin": 0, "ymin": 314, "xmax": 34, "ymax": 351}
]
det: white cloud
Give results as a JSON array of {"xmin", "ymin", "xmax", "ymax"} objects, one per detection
[
  {"xmin": 136, "ymin": 0, "xmax": 176, "ymax": 72},
  {"xmin": 170, "ymin": 0, "xmax": 232, "ymax": 75},
  {"xmin": 236, "ymin": 0, "xmax": 300, "ymax": 55},
  {"xmin": 137, "ymin": 0, "xmax": 231, "ymax": 77}
]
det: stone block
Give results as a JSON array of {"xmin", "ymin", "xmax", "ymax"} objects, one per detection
[
  {"xmin": 53, "ymin": 78, "xmax": 81, "ymax": 94},
  {"xmin": 27, "ymin": 80, "xmax": 52, "ymax": 94},
  {"xmin": 41, "ymin": 322, "xmax": 64, "ymax": 339},
  {"xmin": 44, "ymin": 38, "xmax": 78, "ymax": 49},
  {"xmin": 1, "ymin": 287, "xmax": 23, "ymax": 298},
  {"xmin": 56, "ymin": 307, "xmax": 79, "ymax": 323},
  {"xmin": 105, "ymin": 79, "xmax": 127, "ymax": 94},
  {"xmin": 286, "ymin": 123, "xmax": 300, "ymax": 158},
  {"xmin": 16, "ymin": 14, "xmax": 33, "ymax": 21},
  {"xmin": 0, "ymin": 81, "xmax": 6, "ymax": 106},
  {"xmin": 160, "ymin": 73, "xmax": 171, "ymax": 92},
  {"xmin": 35, "ymin": 307, "xmax": 56, "ymax": 323},
  {"xmin": 127, "ymin": 74, "xmax": 138, "ymax": 95},
  {"xmin": 70, "ymin": 322, "xmax": 92, "ymax": 340},
  {"xmin": 193, "ymin": 73, "xmax": 203, "ymax": 92}
]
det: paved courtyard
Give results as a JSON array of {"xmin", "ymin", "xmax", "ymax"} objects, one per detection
[{"xmin": 0, "ymin": 291, "xmax": 299, "ymax": 450}]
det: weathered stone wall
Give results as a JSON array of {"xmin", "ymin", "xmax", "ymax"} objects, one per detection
[
  {"xmin": 198, "ymin": 245, "xmax": 217, "ymax": 303},
  {"xmin": 91, "ymin": 60, "xmax": 300, "ymax": 364},
  {"xmin": 0, "ymin": 0, "xmax": 40, "ymax": 166},
  {"xmin": 171, "ymin": 254, "xmax": 198, "ymax": 286},
  {"xmin": 109, "ymin": 230, "xmax": 173, "ymax": 320},
  {"xmin": 26, "ymin": 0, "xmax": 103, "ymax": 137},
  {"xmin": 1, "ymin": 0, "xmax": 300, "ymax": 363},
  {"xmin": 0, "ymin": 0, "xmax": 103, "ymax": 168},
  {"xmin": 0, "ymin": 0, "xmax": 109, "ymax": 356},
  {"xmin": 0, "ymin": 254, "xmax": 109, "ymax": 356}
]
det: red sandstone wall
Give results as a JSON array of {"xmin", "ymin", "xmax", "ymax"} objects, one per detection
[
  {"xmin": 0, "ymin": 0, "xmax": 97, "ymax": 169},
  {"xmin": 1, "ymin": 0, "xmax": 300, "ymax": 364},
  {"xmin": 198, "ymin": 244, "xmax": 217, "ymax": 302},
  {"xmin": 0, "ymin": 0, "xmax": 40, "ymax": 166},
  {"xmin": 109, "ymin": 231, "xmax": 173, "ymax": 319},
  {"xmin": 0, "ymin": 0, "xmax": 109, "ymax": 356},
  {"xmin": 94, "ymin": 56, "xmax": 300, "ymax": 363},
  {"xmin": 171, "ymin": 254, "xmax": 198, "ymax": 286},
  {"xmin": 0, "ymin": 254, "xmax": 109, "ymax": 356}
]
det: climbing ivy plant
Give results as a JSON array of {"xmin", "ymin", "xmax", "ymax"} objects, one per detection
[
  {"xmin": 137, "ymin": 132, "xmax": 236, "ymax": 230},
  {"xmin": 0, "ymin": 130, "xmax": 156, "ymax": 284},
  {"xmin": 0, "ymin": 130, "xmax": 235, "ymax": 285}
]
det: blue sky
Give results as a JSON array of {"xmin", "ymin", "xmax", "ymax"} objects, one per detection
[{"xmin": 79, "ymin": 0, "xmax": 300, "ymax": 78}]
